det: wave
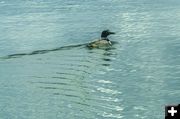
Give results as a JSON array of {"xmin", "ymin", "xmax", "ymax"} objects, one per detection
[{"xmin": 1, "ymin": 43, "xmax": 87, "ymax": 59}]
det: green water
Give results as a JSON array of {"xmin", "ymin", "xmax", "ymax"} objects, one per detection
[{"xmin": 0, "ymin": 0, "xmax": 180, "ymax": 119}]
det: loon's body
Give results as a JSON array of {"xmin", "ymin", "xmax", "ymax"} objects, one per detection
[
  {"xmin": 88, "ymin": 39, "xmax": 111, "ymax": 48},
  {"xmin": 87, "ymin": 30, "xmax": 115, "ymax": 48}
]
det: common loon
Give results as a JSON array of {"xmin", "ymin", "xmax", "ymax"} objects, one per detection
[{"xmin": 87, "ymin": 30, "xmax": 115, "ymax": 48}]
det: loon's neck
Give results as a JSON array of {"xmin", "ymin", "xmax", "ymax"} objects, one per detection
[{"xmin": 101, "ymin": 37, "xmax": 109, "ymax": 41}]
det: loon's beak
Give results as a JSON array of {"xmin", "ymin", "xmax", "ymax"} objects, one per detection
[{"xmin": 109, "ymin": 32, "xmax": 115, "ymax": 35}]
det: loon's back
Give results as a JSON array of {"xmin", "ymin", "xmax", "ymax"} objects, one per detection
[{"xmin": 87, "ymin": 39, "xmax": 111, "ymax": 48}]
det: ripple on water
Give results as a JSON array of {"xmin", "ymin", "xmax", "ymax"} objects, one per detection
[
  {"xmin": 97, "ymin": 80, "xmax": 113, "ymax": 84},
  {"xmin": 97, "ymin": 87, "xmax": 122, "ymax": 95},
  {"xmin": 8, "ymin": 43, "xmax": 122, "ymax": 118}
]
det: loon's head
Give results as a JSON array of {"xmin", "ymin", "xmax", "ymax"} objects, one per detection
[{"xmin": 101, "ymin": 30, "xmax": 115, "ymax": 40}]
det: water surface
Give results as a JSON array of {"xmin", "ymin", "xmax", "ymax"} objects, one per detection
[{"xmin": 0, "ymin": 0, "xmax": 180, "ymax": 119}]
